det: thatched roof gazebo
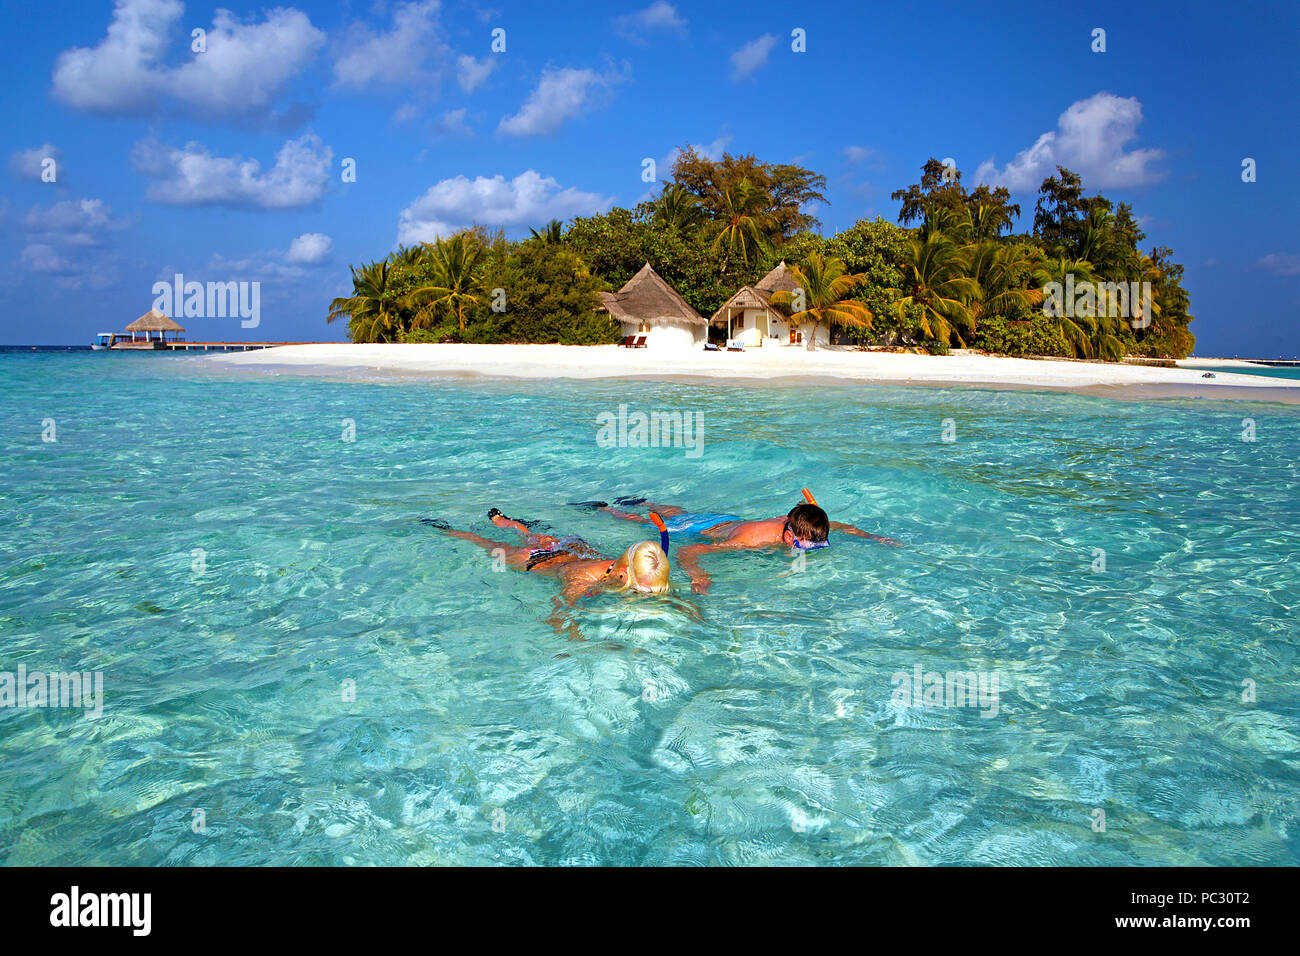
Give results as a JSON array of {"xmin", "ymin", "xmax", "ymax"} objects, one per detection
[
  {"xmin": 598, "ymin": 263, "xmax": 706, "ymax": 349},
  {"xmin": 124, "ymin": 309, "xmax": 185, "ymax": 344}
]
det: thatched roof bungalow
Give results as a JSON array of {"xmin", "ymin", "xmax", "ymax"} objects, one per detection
[
  {"xmin": 710, "ymin": 261, "xmax": 827, "ymax": 347},
  {"xmin": 598, "ymin": 263, "xmax": 707, "ymax": 349},
  {"xmin": 124, "ymin": 309, "xmax": 185, "ymax": 343}
]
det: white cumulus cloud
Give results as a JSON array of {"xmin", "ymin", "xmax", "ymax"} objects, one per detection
[
  {"xmin": 615, "ymin": 2, "xmax": 686, "ymax": 42},
  {"xmin": 456, "ymin": 54, "xmax": 496, "ymax": 93},
  {"xmin": 19, "ymin": 197, "xmax": 129, "ymax": 289},
  {"xmin": 285, "ymin": 232, "xmax": 333, "ymax": 264},
  {"xmin": 131, "ymin": 134, "xmax": 334, "ymax": 209},
  {"xmin": 974, "ymin": 92, "xmax": 1165, "ymax": 191},
  {"xmin": 24, "ymin": 198, "xmax": 128, "ymax": 246},
  {"xmin": 498, "ymin": 67, "xmax": 621, "ymax": 136},
  {"xmin": 51, "ymin": 0, "xmax": 324, "ymax": 120},
  {"xmin": 730, "ymin": 34, "xmax": 776, "ymax": 81},
  {"xmin": 10, "ymin": 144, "xmax": 63, "ymax": 182},
  {"xmin": 397, "ymin": 170, "xmax": 612, "ymax": 244},
  {"xmin": 333, "ymin": 0, "xmax": 445, "ymax": 90}
]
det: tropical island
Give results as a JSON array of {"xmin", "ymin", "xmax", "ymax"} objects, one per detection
[{"xmin": 326, "ymin": 151, "xmax": 1195, "ymax": 361}]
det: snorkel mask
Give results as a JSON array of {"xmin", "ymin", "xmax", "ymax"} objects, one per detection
[{"xmin": 788, "ymin": 488, "xmax": 831, "ymax": 551}]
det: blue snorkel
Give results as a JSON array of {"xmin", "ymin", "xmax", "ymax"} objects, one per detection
[{"xmin": 649, "ymin": 512, "xmax": 670, "ymax": 554}]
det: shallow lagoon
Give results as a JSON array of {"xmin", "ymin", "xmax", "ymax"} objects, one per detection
[{"xmin": 1, "ymin": 352, "xmax": 1297, "ymax": 865}]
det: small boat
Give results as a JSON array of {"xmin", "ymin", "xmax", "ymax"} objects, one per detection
[{"xmin": 92, "ymin": 332, "xmax": 116, "ymax": 350}]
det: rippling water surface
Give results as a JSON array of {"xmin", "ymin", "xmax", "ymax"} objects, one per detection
[{"xmin": 1, "ymin": 351, "xmax": 1297, "ymax": 866}]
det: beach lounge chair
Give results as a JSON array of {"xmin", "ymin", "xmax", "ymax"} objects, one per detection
[
  {"xmin": 726, "ymin": 338, "xmax": 745, "ymax": 352},
  {"xmin": 631, "ymin": 335, "xmax": 648, "ymax": 348},
  {"xmin": 617, "ymin": 335, "xmax": 634, "ymax": 347}
]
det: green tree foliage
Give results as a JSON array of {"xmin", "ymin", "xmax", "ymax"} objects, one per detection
[
  {"xmin": 768, "ymin": 253, "xmax": 873, "ymax": 345},
  {"xmin": 405, "ymin": 232, "xmax": 486, "ymax": 333},
  {"xmin": 669, "ymin": 148, "xmax": 828, "ymax": 238},
  {"xmin": 472, "ymin": 242, "xmax": 616, "ymax": 344},
  {"xmin": 330, "ymin": 157, "xmax": 1195, "ymax": 359}
]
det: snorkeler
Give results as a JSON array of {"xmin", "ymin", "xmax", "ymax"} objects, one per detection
[
  {"xmin": 424, "ymin": 508, "xmax": 672, "ymax": 608},
  {"xmin": 582, "ymin": 489, "xmax": 901, "ymax": 593}
]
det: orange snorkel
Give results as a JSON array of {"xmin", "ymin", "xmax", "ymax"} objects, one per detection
[
  {"xmin": 801, "ymin": 488, "xmax": 818, "ymax": 506},
  {"xmin": 649, "ymin": 511, "xmax": 670, "ymax": 554}
]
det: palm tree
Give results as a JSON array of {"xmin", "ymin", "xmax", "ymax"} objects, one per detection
[
  {"xmin": 528, "ymin": 220, "xmax": 565, "ymax": 244},
  {"xmin": 1128, "ymin": 252, "xmax": 1164, "ymax": 333},
  {"xmin": 891, "ymin": 236, "xmax": 979, "ymax": 347},
  {"xmin": 405, "ymin": 233, "xmax": 485, "ymax": 333},
  {"xmin": 654, "ymin": 184, "xmax": 703, "ymax": 231},
  {"xmin": 918, "ymin": 206, "xmax": 963, "ymax": 242},
  {"xmin": 966, "ymin": 203, "xmax": 1016, "ymax": 242},
  {"xmin": 966, "ymin": 242, "xmax": 1044, "ymax": 331},
  {"xmin": 768, "ymin": 253, "xmax": 873, "ymax": 349},
  {"xmin": 390, "ymin": 244, "xmax": 429, "ymax": 271},
  {"xmin": 708, "ymin": 179, "xmax": 774, "ymax": 272},
  {"xmin": 1032, "ymin": 256, "xmax": 1125, "ymax": 359},
  {"xmin": 328, "ymin": 260, "xmax": 403, "ymax": 342},
  {"xmin": 1077, "ymin": 207, "xmax": 1117, "ymax": 268}
]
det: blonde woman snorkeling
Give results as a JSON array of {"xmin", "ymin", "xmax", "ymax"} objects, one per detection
[{"xmin": 423, "ymin": 508, "xmax": 673, "ymax": 607}]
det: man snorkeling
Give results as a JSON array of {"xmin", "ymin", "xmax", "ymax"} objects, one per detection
[
  {"xmin": 424, "ymin": 508, "xmax": 672, "ymax": 607},
  {"xmin": 581, "ymin": 489, "xmax": 901, "ymax": 594}
]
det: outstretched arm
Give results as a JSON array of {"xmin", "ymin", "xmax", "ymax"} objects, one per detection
[
  {"xmin": 675, "ymin": 541, "xmax": 746, "ymax": 593},
  {"xmin": 830, "ymin": 520, "xmax": 904, "ymax": 547},
  {"xmin": 599, "ymin": 506, "xmax": 649, "ymax": 523}
]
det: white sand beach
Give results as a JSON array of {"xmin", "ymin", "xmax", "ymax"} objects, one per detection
[{"xmin": 206, "ymin": 344, "xmax": 1300, "ymax": 402}]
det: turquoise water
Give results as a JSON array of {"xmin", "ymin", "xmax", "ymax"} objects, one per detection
[{"xmin": 2, "ymin": 351, "xmax": 1298, "ymax": 866}]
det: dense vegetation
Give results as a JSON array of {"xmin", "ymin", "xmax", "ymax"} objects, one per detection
[{"xmin": 329, "ymin": 152, "xmax": 1194, "ymax": 358}]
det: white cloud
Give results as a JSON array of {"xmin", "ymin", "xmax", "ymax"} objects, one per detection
[
  {"xmin": 842, "ymin": 145, "xmax": 876, "ymax": 165},
  {"xmin": 974, "ymin": 92, "xmax": 1165, "ymax": 191},
  {"xmin": 615, "ymin": 2, "xmax": 686, "ymax": 42},
  {"xmin": 397, "ymin": 170, "xmax": 612, "ymax": 244},
  {"xmin": 1256, "ymin": 253, "xmax": 1300, "ymax": 276},
  {"xmin": 498, "ymin": 67, "xmax": 621, "ymax": 136},
  {"xmin": 285, "ymin": 232, "xmax": 333, "ymax": 264},
  {"xmin": 24, "ymin": 198, "xmax": 128, "ymax": 246},
  {"xmin": 456, "ymin": 54, "xmax": 496, "ymax": 93},
  {"xmin": 730, "ymin": 34, "xmax": 776, "ymax": 81},
  {"xmin": 131, "ymin": 134, "xmax": 333, "ymax": 209},
  {"xmin": 21, "ymin": 244, "xmax": 78, "ymax": 275},
  {"xmin": 19, "ymin": 197, "xmax": 129, "ymax": 289},
  {"xmin": 333, "ymin": 0, "xmax": 444, "ymax": 90},
  {"xmin": 51, "ymin": 0, "xmax": 324, "ymax": 120},
  {"xmin": 10, "ymin": 144, "xmax": 63, "ymax": 182},
  {"xmin": 436, "ymin": 107, "xmax": 473, "ymax": 136}
]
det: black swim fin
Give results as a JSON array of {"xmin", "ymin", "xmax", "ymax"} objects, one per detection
[
  {"xmin": 419, "ymin": 517, "xmax": 451, "ymax": 530},
  {"xmin": 613, "ymin": 495, "xmax": 647, "ymax": 506},
  {"xmin": 567, "ymin": 500, "xmax": 609, "ymax": 509}
]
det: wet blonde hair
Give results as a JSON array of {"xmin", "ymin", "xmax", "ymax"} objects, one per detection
[{"xmin": 619, "ymin": 540, "xmax": 671, "ymax": 593}]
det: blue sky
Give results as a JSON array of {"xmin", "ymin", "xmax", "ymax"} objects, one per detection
[{"xmin": 2, "ymin": 0, "xmax": 1297, "ymax": 354}]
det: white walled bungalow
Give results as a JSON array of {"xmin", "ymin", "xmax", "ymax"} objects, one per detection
[
  {"xmin": 709, "ymin": 260, "xmax": 830, "ymax": 348},
  {"xmin": 598, "ymin": 263, "xmax": 708, "ymax": 349}
]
